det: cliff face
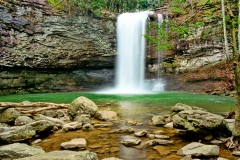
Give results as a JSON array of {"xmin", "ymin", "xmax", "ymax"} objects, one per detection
[
  {"xmin": 0, "ymin": 0, "xmax": 116, "ymax": 69},
  {"xmin": 0, "ymin": 0, "xmax": 232, "ymax": 95},
  {"xmin": 0, "ymin": 0, "xmax": 116, "ymax": 95}
]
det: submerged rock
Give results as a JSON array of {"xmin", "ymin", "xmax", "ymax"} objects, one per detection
[
  {"xmin": 0, "ymin": 143, "xmax": 45, "ymax": 159},
  {"xmin": 177, "ymin": 142, "xmax": 219, "ymax": 157},
  {"xmin": 68, "ymin": 96, "xmax": 99, "ymax": 119},
  {"xmin": 16, "ymin": 150, "xmax": 98, "ymax": 160}
]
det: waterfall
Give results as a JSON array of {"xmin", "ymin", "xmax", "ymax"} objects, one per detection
[
  {"xmin": 152, "ymin": 14, "xmax": 165, "ymax": 91},
  {"xmin": 113, "ymin": 11, "xmax": 152, "ymax": 94}
]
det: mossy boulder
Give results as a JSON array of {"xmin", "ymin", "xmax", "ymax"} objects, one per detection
[{"xmin": 68, "ymin": 96, "xmax": 99, "ymax": 119}]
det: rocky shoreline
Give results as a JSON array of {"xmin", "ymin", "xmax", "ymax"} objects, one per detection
[{"xmin": 0, "ymin": 96, "xmax": 238, "ymax": 159}]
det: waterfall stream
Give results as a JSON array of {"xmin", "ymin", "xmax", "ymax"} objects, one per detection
[{"xmin": 114, "ymin": 11, "xmax": 152, "ymax": 94}]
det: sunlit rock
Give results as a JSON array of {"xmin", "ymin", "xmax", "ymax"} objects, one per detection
[
  {"xmin": 151, "ymin": 116, "xmax": 165, "ymax": 126},
  {"xmin": 33, "ymin": 114, "xmax": 65, "ymax": 128},
  {"xmin": 145, "ymin": 139, "xmax": 173, "ymax": 146},
  {"xmin": 74, "ymin": 115, "xmax": 93, "ymax": 125},
  {"xmin": 61, "ymin": 138, "xmax": 87, "ymax": 150},
  {"xmin": 121, "ymin": 139, "xmax": 141, "ymax": 147},
  {"xmin": 68, "ymin": 96, "xmax": 99, "ymax": 119},
  {"xmin": 170, "ymin": 103, "xmax": 231, "ymax": 138},
  {"xmin": 0, "ymin": 125, "xmax": 36, "ymax": 143},
  {"xmin": 60, "ymin": 122, "xmax": 82, "ymax": 132},
  {"xmin": 16, "ymin": 150, "xmax": 98, "ymax": 160},
  {"xmin": 95, "ymin": 110, "xmax": 118, "ymax": 121},
  {"xmin": 177, "ymin": 142, "xmax": 219, "ymax": 157},
  {"xmin": 134, "ymin": 130, "xmax": 149, "ymax": 137},
  {"xmin": 0, "ymin": 108, "xmax": 21, "ymax": 124},
  {"xmin": 0, "ymin": 143, "xmax": 45, "ymax": 159},
  {"xmin": 15, "ymin": 116, "xmax": 34, "ymax": 126}
]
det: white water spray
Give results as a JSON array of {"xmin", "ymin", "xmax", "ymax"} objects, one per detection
[{"xmin": 113, "ymin": 11, "xmax": 152, "ymax": 94}]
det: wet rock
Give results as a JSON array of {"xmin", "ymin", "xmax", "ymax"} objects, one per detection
[
  {"xmin": 232, "ymin": 151, "xmax": 240, "ymax": 156},
  {"xmin": 151, "ymin": 115, "xmax": 165, "ymax": 126},
  {"xmin": 147, "ymin": 134, "xmax": 155, "ymax": 139},
  {"xmin": 145, "ymin": 139, "xmax": 173, "ymax": 146},
  {"xmin": 82, "ymin": 123, "xmax": 94, "ymax": 131},
  {"xmin": 121, "ymin": 139, "xmax": 141, "ymax": 147},
  {"xmin": 164, "ymin": 122, "xmax": 173, "ymax": 128},
  {"xmin": 94, "ymin": 122, "xmax": 113, "ymax": 128},
  {"xmin": 74, "ymin": 115, "xmax": 93, "ymax": 125},
  {"xmin": 0, "ymin": 143, "xmax": 45, "ymax": 159},
  {"xmin": 134, "ymin": 130, "xmax": 149, "ymax": 137},
  {"xmin": 27, "ymin": 120, "xmax": 55, "ymax": 134},
  {"xmin": 217, "ymin": 157, "xmax": 228, "ymax": 160},
  {"xmin": 33, "ymin": 114, "xmax": 65, "ymax": 127},
  {"xmin": 95, "ymin": 110, "xmax": 118, "ymax": 121},
  {"xmin": 0, "ymin": 108, "xmax": 21, "ymax": 124},
  {"xmin": 171, "ymin": 103, "xmax": 231, "ymax": 137},
  {"xmin": 111, "ymin": 127, "xmax": 134, "ymax": 133},
  {"xmin": 102, "ymin": 157, "xmax": 123, "ymax": 160},
  {"xmin": 154, "ymin": 135, "xmax": 170, "ymax": 139},
  {"xmin": 125, "ymin": 120, "xmax": 143, "ymax": 126},
  {"xmin": 16, "ymin": 150, "xmax": 98, "ymax": 160},
  {"xmin": 177, "ymin": 142, "xmax": 219, "ymax": 157},
  {"xmin": 60, "ymin": 122, "xmax": 82, "ymax": 132},
  {"xmin": 61, "ymin": 138, "xmax": 87, "ymax": 150},
  {"xmin": 68, "ymin": 96, "xmax": 99, "ymax": 119},
  {"xmin": 210, "ymin": 140, "xmax": 224, "ymax": 145},
  {"xmin": 0, "ymin": 125, "xmax": 36, "ymax": 143},
  {"xmin": 15, "ymin": 116, "xmax": 34, "ymax": 126}
]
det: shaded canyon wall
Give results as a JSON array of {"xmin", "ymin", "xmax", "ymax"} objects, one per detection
[{"xmin": 0, "ymin": 0, "xmax": 116, "ymax": 95}]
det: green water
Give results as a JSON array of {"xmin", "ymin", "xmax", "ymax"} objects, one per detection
[{"xmin": 0, "ymin": 91, "xmax": 237, "ymax": 113}]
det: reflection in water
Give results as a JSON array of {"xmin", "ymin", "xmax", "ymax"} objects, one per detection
[{"xmin": 1, "ymin": 92, "xmax": 238, "ymax": 159}]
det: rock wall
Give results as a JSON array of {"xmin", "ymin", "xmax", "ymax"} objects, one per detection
[{"xmin": 0, "ymin": 0, "xmax": 116, "ymax": 95}]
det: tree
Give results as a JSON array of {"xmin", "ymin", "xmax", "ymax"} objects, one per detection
[
  {"xmin": 221, "ymin": 0, "xmax": 230, "ymax": 60},
  {"xmin": 232, "ymin": 0, "xmax": 240, "ymax": 138}
]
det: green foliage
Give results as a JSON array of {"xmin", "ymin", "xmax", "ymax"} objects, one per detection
[
  {"xmin": 170, "ymin": 0, "xmax": 185, "ymax": 15},
  {"xmin": 145, "ymin": 18, "xmax": 205, "ymax": 51},
  {"xmin": 48, "ymin": 0, "xmax": 164, "ymax": 16},
  {"xmin": 47, "ymin": 0, "xmax": 64, "ymax": 10}
]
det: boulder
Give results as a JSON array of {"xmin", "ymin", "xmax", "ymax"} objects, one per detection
[
  {"xmin": 15, "ymin": 150, "xmax": 98, "ymax": 160},
  {"xmin": 145, "ymin": 139, "xmax": 173, "ymax": 146},
  {"xmin": 0, "ymin": 143, "xmax": 45, "ymax": 159},
  {"xmin": 95, "ymin": 110, "xmax": 118, "ymax": 121},
  {"xmin": 33, "ymin": 114, "xmax": 65, "ymax": 127},
  {"xmin": 0, "ymin": 125, "xmax": 36, "ymax": 143},
  {"xmin": 134, "ymin": 130, "xmax": 149, "ymax": 137},
  {"xmin": 177, "ymin": 142, "xmax": 219, "ymax": 157},
  {"xmin": 82, "ymin": 123, "xmax": 94, "ymax": 131},
  {"xmin": 151, "ymin": 116, "xmax": 165, "ymax": 126},
  {"xmin": 74, "ymin": 115, "xmax": 93, "ymax": 125},
  {"xmin": 61, "ymin": 138, "xmax": 87, "ymax": 150},
  {"xmin": 27, "ymin": 120, "xmax": 55, "ymax": 134},
  {"xmin": 15, "ymin": 116, "xmax": 34, "ymax": 126},
  {"xmin": 170, "ymin": 103, "xmax": 231, "ymax": 137},
  {"xmin": 0, "ymin": 108, "xmax": 21, "ymax": 124},
  {"xmin": 61, "ymin": 122, "xmax": 82, "ymax": 132},
  {"xmin": 121, "ymin": 139, "xmax": 141, "ymax": 147},
  {"xmin": 68, "ymin": 96, "xmax": 99, "ymax": 118}
]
